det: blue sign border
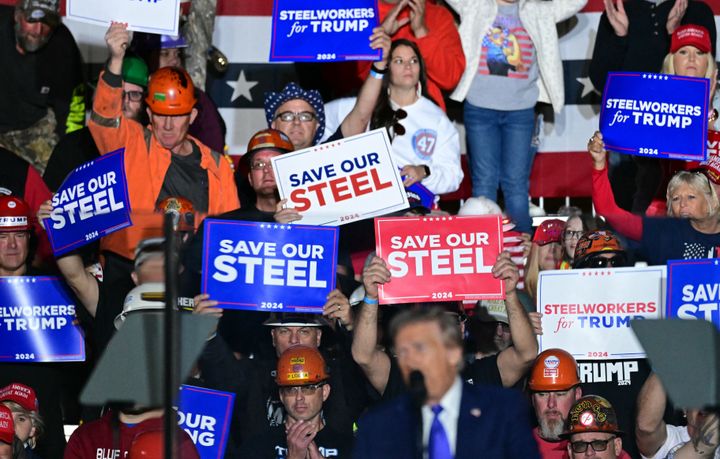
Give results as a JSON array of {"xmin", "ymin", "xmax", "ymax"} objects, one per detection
[
  {"xmin": 269, "ymin": 0, "xmax": 381, "ymax": 62},
  {"xmin": 44, "ymin": 148, "xmax": 132, "ymax": 256},
  {"xmin": 178, "ymin": 384, "xmax": 235, "ymax": 459},
  {"xmin": 600, "ymin": 72, "xmax": 709, "ymax": 161},
  {"xmin": 201, "ymin": 219, "xmax": 338, "ymax": 312},
  {"xmin": 0, "ymin": 276, "xmax": 85, "ymax": 362}
]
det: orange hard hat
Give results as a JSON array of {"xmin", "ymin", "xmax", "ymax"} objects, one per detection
[
  {"xmin": 528, "ymin": 348, "xmax": 580, "ymax": 391},
  {"xmin": 0, "ymin": 195, "xmax": 32, "ymax": 232},
  {"xmin": 275, "ymin": 345, "xmax": 329, "ymax": 387},
  {"xmin": 246, "ymin": 128, "xmax": 294, "ymax": 155},
  {"xmin": 146, "ymin": 67, "xmax": 197, "ymax": 115},
  {"xmin": 156, "ymin": 196, "xmax": 195, "ymax": 232},
  {"xmin": 128, "ymin": 430, "xmax": 163, "ymax": 458},
  {"xmin": 561, "ymin": 395, "xmax": 623, "ymax": 438}
]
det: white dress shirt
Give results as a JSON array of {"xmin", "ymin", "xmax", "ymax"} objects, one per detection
[{"xmin": 422, "ymin": 376, "xmax": 462, "ymax": 458}]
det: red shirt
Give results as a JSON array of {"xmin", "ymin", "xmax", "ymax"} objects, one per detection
[{"xmin": 64, "ymin": 411, "xmax": 199, "ymax": 459}]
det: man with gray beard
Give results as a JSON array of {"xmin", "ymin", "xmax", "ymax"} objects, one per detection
[
  {"xmin": 528, "ymin": 348, "xmax": 583, "ymax": 458},
  {"xmin": 0, "ymin": 0, "xmax": 85, "ymax": 173}
]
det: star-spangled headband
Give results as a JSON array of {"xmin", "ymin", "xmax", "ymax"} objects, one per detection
[{"xmin": 264, "ymin": 82, "xmax": 325, "ymax": 145}]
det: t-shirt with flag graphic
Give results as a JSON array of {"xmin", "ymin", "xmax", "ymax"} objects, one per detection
[
  {"xmin": 640, "ymin": 217, "xmax": 720, "ymax": 265},
  {"xmin": 465, "ymin": 2, "xmax": 538, "ymax": 111}
]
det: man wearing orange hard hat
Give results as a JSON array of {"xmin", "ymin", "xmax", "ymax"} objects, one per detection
[
  {"xmin": 89, "ymin": 22, "xmax": 238, "ymax": 295},
  {"xmin": 529, "ymin": 349, "xmax": 585, "ymax": 458},
  {"xmin": 238, "ymin": 345, "xmax": 354, "ymax": 459}
]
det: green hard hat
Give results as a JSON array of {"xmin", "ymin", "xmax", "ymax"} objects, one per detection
[{"xmin": 122, "ymin": 55, "xmax": 149, "ymax": 88}]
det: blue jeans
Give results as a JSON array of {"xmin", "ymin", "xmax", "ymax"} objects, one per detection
[{"xmin": 464, "ymin": 102, "xmax": 535, "ymax": 233}]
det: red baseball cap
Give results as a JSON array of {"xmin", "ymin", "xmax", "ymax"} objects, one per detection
[
  {"xmin": 671, "ymin": 25, "xmax": 712, "ymax": 54},
  {"xmin": 0, "ymin": 405, "xmax": 13, "ymax": 444},
  {"xmin": 533, "ymin": 219, "xmax": 564, "ymax": 246},
  {"xmin": 0, "ymin": 383, "xmax": 38, "ymax": 412}
]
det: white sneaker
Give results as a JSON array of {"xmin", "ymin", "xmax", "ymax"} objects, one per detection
[{"xmin": 528, "ymin": 200, "xmax": 546, "ymax": 217}]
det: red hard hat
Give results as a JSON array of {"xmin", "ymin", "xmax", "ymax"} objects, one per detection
[
  {"xmin": 533, "ymin": 219, "xmax": 564, "ymax": 246},
  {"xmin": 561, "ymin": 395, "xmax": 623, "ymax": 438},
  {"xmin": 528, "ymin": 348, "xmax": 580, "ymax": 391},
  {"xmin": 0, "ymin": 196, "xmax": 32, "ymax": 232},
  {"xmin": 128, "ymin": 430, "xmax": 163, "ymax": 458},
  {"xmin": 146, "ymin": 67, "xmax": 197, "ymax": 115}
]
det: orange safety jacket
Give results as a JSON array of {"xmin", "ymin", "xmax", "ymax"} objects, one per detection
[{"xmin": 89, "ymin": 70, "xmax": 239, "ymax": 260}]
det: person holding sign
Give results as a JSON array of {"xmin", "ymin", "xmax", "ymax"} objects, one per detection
[
  {"xmin": 239, "ymin": 345, "xmax": 355, "ymax": 458},
  {"xmin": 445, "ymin": 0, "xmax": 586, "ymax": 234},
  {"xmin": 632, "ymin": 24, "xmax": 719, "ymax": 214},
  {"xmin": 352, "ymin": 252, "xmax": 537, "ymax": 398},
  {"xmin": 89, "ymin": 22, "xmax": 238, "ymax": 290},
  {"xmin": 264, "ymin": 25, "xmax": 392, "ymax": 152},
  {"xmin": 589, "ymin": 131, "xmax": 720, "ymax": 264}
]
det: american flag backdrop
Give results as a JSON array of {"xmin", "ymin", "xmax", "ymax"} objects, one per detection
[{"xmin": 40, "ymin": 0, "xmax": 720, "ymax": 198}]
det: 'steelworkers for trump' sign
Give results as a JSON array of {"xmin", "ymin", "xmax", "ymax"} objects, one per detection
[
  {"xmin": 0, "ymin": 277, "xmax": 85, "ymax": 362},
  {"xmin": 44, "ymin": 148, "xmax": 131, "ymax": 256},
  {"xmin": 538, "ymin": 266, "xmax": 665, "ymax": 360},
  {"xmin": 202, "ymin": 220, "xmax": 338, "ymax": 313},
  {"xmin": 600, "ymin": 72, "xmax": 709, "ymax": 161},
  {"xmin": 667, "ymin": 258, "xmax": 720, "ymax": 328},
  {"xmin": 178, "ymin": 385, "xmax": 235, "ymax": 459},
  {"xmin": 67, "ymin": 0, "xmax": 181, "ymax": 36},
  {"xmin": 374, "ymin": 215, "xmax": 504, "ymax": 304},
  {"xmin": 272, "ymin": 128, "xmax": 408, "ymax": 226},
  {"xmin": 270, "ymin": 0, "xmax": 380, "ymax": 62}
]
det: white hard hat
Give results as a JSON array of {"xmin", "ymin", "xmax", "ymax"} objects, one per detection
[{"xmin": 114, "ymin": 283, "xmax": 166, "ymax": 329}]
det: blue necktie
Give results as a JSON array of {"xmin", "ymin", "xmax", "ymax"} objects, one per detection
[{"xmin": 429, "ymin": 404, "xmax": 452, "ymax": 459}]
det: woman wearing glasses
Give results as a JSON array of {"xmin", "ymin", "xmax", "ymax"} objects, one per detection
[
  {"xmin": 589, "ymin": 132, "xmax": 720, "ymax": 265},
  {"xmin": 370, "ymin": 39, "xmax": 463, "ymax": 195},
  {"xmin": 559, "ymin": 214, "xmax": 602, "ymax": 270}
]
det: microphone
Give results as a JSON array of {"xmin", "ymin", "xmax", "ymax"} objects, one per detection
[{"xmin": 409, "ymin": 370, "xmax": 427, "ymax": 407}]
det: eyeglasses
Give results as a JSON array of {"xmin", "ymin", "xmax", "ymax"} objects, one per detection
[
  {"xmin": 570, "ymin": 437, "xmax": 615, "ymax": 453},
  {"xmin": 391, "ymin": 108, "xmax": 407, "ymax": 138},
  {"xmin": 275, "ymin": 111, "xmax": 316, "ymax": 123},
  {"xmin": 278, "ymin": 383, "xmax": 325, "ymax": 396},
  {"xmin": 585, "ymin": 254, "xmax": 627, "ymax": 268},
  {"xmin": 563, "ymin": 230, "xmax": 584, "ymax": 240},
  {"xmin": 250, "ymin": 160, "xmax": 273, "ymax": 171},
  {"xmin": 122, "ymin": 90, "xmax": 144, "ymax": 102}
]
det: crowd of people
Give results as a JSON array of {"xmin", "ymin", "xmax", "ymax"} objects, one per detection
[{"xmin": 1, "ymin": 0, "xmax": 719, "ymax": 458}]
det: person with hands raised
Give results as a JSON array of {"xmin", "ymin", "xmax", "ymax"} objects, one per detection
[
  {"xmin": 322, "ymin": 289, "xmax": 354, "ymax": 332},
  {"xmin": 589, "ymin": 131, "xmax": 720, "ymax": 264},
  {"xmin": 90, "ymin": 22, "xmax": 238, "ymax": 295},
  {"xmin": 351, "ymin": 252, "xmax": 537, "ymax": 398}
]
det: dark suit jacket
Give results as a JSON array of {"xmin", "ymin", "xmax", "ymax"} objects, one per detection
[{"xmin": 353, "ymin": 381, "xmax": 540, "ymax": 459}]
